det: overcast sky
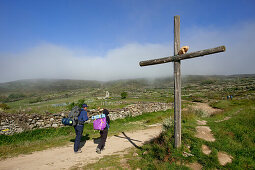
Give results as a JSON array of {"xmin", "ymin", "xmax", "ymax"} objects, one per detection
[{"xmin": 0, "ymin": 0, "xmax": 255, "ymax": 83}]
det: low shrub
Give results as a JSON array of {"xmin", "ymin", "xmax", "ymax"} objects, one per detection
[{"xmin": 0, "ymin": 103, "xmax": 10, "ymax": 110}]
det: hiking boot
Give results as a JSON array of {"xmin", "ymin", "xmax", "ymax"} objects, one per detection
[
  {"xmin": 96, "ymin": 148, "xmax": 101, "ymax": 154},
  {"xmin": 74, "ymin": 150, "xmax": 82, "ymax": 154}
]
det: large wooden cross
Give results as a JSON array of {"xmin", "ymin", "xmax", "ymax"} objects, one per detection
[{"xmin": 139, "ymin": 16, "xmax": 226, "ymax": 148}]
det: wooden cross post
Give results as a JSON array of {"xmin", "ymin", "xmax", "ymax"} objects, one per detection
[{"xmin": 139, "ymin": 15, "xmax": 226, "ymax": 148}]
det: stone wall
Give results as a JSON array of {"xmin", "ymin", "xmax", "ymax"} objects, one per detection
[
  {"xmin": 0, "ymin": 102, "xmax": 172, "ymax": 135},
  {"xmin": 0, "ymin": 112, "xmax": 67, "ymax": 135},
  {"xmin": 107, "ymin": 102, "xmax": 172, "ymax": 120}
]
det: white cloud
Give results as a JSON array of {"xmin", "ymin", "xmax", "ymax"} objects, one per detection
[
  {"xmin": 181, "ymin": 22, "xmax": 255, "ymax": 75},
  {"xmin": 0, "ymin": 43, "xmax": 172, "ymax": 82},
  {"xmin": 0, "ymin": 21, "xmax": 255, "ymax": 83}
]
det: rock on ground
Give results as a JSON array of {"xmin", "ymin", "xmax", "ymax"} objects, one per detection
[
  {"xmin": 201, "ymin": 144, "xmax": 211, "ymax": 155},
  {"xmin": 195, "ymin": 126, "xmax": 215, "ymax": 142},
  {"xmin": 218, "ymin": 152, "xmax": 233, "ymax": 166}
]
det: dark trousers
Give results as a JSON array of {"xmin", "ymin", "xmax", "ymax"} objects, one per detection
[
  {"xmin": 74, "ymin": 125, "xmax": 84, "ymax": 152},
  {"xmin": 98, "ymin": 128, "xmax": 108, "ymax": 150}
]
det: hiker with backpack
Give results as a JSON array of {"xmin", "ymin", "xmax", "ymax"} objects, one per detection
[
  {"xmin": 73, "ymin": 104, "xmax": 89, "ymax": 153},
  {"xmin": 96, "ymin": 108, "xmax": 110, "ymax": 154}
]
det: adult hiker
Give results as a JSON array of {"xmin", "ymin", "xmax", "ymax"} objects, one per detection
[
  {"xmin": 96, "ymin": 108, "xmax": 110, "ymax": 154},
  {"xmin": 74, "ymin": 104, "xmax": 88, "ymax": 153}
]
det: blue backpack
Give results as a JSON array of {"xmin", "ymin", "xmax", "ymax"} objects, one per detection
[{"xmin": 62, "ymin": 106, "xmax": 81, "ymax": 126}]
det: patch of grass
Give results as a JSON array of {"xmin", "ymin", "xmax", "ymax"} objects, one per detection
[
  {"xmin": 0, "ymin": 126, "xmax": 73, "ymax": 145},
  {"xmin": 207, "ymin": 100, "xmax": 255, "ymax": 169},
  {"xmin": 209, "ymin": 100, "xmax": 232, "ymax": 110}
]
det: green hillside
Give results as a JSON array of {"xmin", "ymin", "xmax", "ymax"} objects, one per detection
[{"xmin": 0, "ymin": 74, "xmax": 254, "ymax": 114}]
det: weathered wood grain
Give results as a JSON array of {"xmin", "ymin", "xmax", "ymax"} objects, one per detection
[
  {"xmin": 174, "ymin": 15, "xmax": 181, "ymax": 148},
  {"xmin": 139, "ymin": 46, "xmax": 225, "ymax": 66}
]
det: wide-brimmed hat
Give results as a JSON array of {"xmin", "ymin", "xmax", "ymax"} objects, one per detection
[{"xmin": 98, "ymin": 107, "xmax": 104, "ymax": 112}]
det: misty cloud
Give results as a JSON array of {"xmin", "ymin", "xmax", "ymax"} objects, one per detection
[{"xmin": 0, "ymin": 21, "xmax": 255, "ymax": 83}]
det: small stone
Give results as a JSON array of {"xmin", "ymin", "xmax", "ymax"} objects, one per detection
[
  {"xmin": 195, "ymin": 126, "xmax": 215, "ymax": 142},
  {"xmin": 202, "ymin": 144, "xmax": 211, "ymax": 155},
  {"xmin": 36, "ymin": 122, "xmax": 41, "ymax": 125},
  {"xmin": 45, "ymin": 124, "xmax": 51, "ymax": 128},
  {"xmin": 2, "ymin": 126, "xmax": 9, "ymax": 129},
  {"xmin": 16, "ymin": 128, "xmax": 23, "ymax": 133},
  {"xmin": 218, "ymin": 152, "xmax": 233, "ymax": 166},
  {"xmin": 183, "ymin": 151, "xmax": 194, "ymax": 157},
  {"xmin": 50, "ymin": 118, "xmax": 54, "ymax": 122},
  {"xmin": 143, "ymin": 151, "xmax": 148, "ymax": 155},
  {"xmin": 196, "ymin": 120, "xmax": 207, "ymax": 125},
  {"xmin": 52, "ymin": 124, "xmax": 58, "ymax": 128},
  {"xmin": 133, "ymin": 152, "xmax": 138, "ymax": 157},
  {"xmin": 186, "ymin": 162, "xmax": 203, "ymax": 170}
]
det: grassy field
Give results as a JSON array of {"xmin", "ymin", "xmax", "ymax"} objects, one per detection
[
  {"xmin": 3, "ymin": 88, "xmax": 173, "ymax": 114},
  {"xmin": 1, "ymin": 75, "xmax": 254, "ymax": 114}
]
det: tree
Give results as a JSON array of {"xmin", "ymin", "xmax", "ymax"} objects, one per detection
[
  {"xmin": 29, "ymin": 97, "xmax": 43, "ymax": 104},
  {"xmin": 8, "ymin": 93, "xmax": 26, "ymax": 102},
  {"xmin": 121, "ymin": 92, "xmax": 128, "ymax": 99},
  {"xmin": 0, "ymin": 103, "xmax": 10, "ymax": 110},
  {"xmin": 77, "ymin": 99, "xmax": 85, "ymax": 108}
]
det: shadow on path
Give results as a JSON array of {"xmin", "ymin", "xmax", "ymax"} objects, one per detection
[
  {"xmin": 93, "ymin": 137, "xmax": 101, "ymax": 144},
  {"xmin": 114, "ymin": 132, "xmax": 142, "ymax": 149}
]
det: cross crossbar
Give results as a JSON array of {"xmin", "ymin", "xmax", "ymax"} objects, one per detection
[{"xmin": 139, "ymin": 45, "xmax": 225, "ymax": 67}]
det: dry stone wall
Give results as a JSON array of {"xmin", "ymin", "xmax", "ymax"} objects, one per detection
[
  {"xmin": 107, "ymin": 102, "xmax": 172, "ymax": 120},
  {"xmin": 0, "ymin": 112, "xmax": 67, "ymax": 135},
  {"xmin": 0, "ymin": 102, "xmax": 172, "ymax": 135}
]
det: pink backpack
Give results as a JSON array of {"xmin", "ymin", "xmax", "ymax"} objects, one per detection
[{"xmin": 92, "ymin": 114, "xmax": 107, "ymax": 130}]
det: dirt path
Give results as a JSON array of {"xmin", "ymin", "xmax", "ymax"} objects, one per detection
[
  {"xmin": 0, "ymin": 125, "xmax": 162, "ymax": 170},
  {"xmin": 191, "ymin": 102, "xmax": 221, "ymax": 116}
]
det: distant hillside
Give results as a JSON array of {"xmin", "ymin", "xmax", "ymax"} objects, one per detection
[
  {"xmin": 0, "ymin": 79, "xmax": 102, "ymax": 94},
  {"xmin": 0, "ymin": 74, "xmax": 254, "ymax": 95}
]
